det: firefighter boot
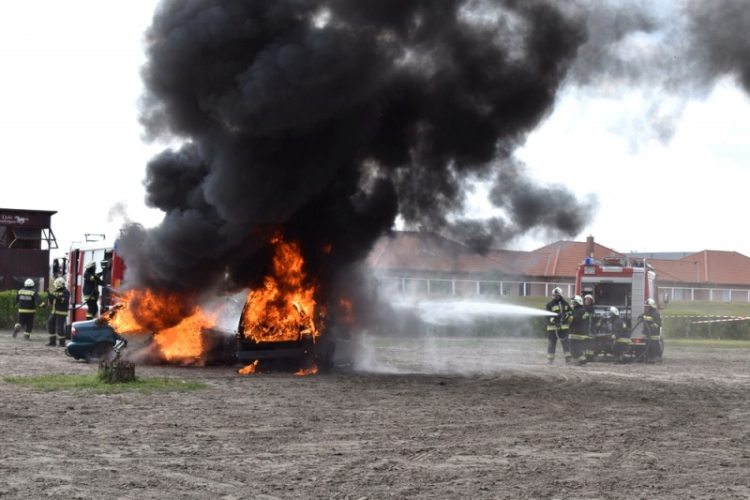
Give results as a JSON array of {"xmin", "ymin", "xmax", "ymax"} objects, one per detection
[
  {"xmin": 12, "ymin": 324, "xmax": 21, "ymax": 339},
  {"xmin": 565, "ymin": 354, "xmax": 573, "ymax": 365},
  {"xmin": 23, "ymin": 333, "xmax": 31, "ymax": 341},
  {"xmin": 57, "ymin": 337, "xmax": 66, "ymax": 348},
  {"xmin": 46, "ymin": 335, "xmax": 57, "ymax": 347}
]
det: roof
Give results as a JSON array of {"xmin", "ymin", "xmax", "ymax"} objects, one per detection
[
  {"xmin": 647, "ymin": 259, "xmax": 701, "ymax": 283},
  {"xmin": 486, "ymin": 249, "xmax": 551, "ymax": 276},
  {"xmin": 366, "ymin": 232, "xmax": 750, "ymax": 286},
  {"xmin": 678, "ymin": 250, "xmax": 750, "ymax": 285},
  {"xmin": 628, "ymin": 251, "xmax": 696, "ymax": 261},
  {"xmin": 366, "ymin": 231, "xmax": 512, "ymax": 275},
  {"xmin": 531, "ymin": 241, "xmax": 624, "ymax": 277},
  {"xmin": 0, "ymin": 208, "xmax": 58, "ymax": 215}
]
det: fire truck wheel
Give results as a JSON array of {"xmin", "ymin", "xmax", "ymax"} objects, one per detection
[{"xmin": 86, "ymin": 342, "xmax": 115, "ymax": 364}]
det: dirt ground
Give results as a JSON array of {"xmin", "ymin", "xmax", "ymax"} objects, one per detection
[{"xmin": 1, "ymin": 332, "xmax": 750, "ymax": 500}]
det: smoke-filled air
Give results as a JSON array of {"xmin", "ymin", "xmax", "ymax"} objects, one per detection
[{"xmin": 116, "ymin": 0, "xmax": 750, "ymax": 330}]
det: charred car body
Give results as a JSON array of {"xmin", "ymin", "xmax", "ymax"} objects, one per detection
[{"xmin": 68, "ymin": 300, "xmax": 344, "ymax": 372}]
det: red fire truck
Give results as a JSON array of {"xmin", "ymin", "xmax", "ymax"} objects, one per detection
[
  {"xmin": 66, "ymin": 238, "xmax": 126, "ymax": 328},
  {"xmin": 575, "ymin": 256, "xmax": 664, "ymax": 361}
]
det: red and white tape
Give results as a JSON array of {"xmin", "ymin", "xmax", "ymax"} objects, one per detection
[
  {"xmin": 688, "ymin": 317, "xmax": 750, "ymax": 325},
  {"xmin": 663, "ymin": 315, "xmax": 750, "ymax": 319}
]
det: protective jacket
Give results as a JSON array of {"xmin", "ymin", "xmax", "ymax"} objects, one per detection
[
  {"xmin": 611, "ymin": 316, "xmax": 630, "ymax": 339},
  {"xmin": 583, "ymin": 304, "xmax": 596, "ymax": 335},
  {"xmin": 16, "ymin": 285, "xmax": 41, "ymax": 313},
  {"xmin": 83, "ymin": 269, "xmax": 103, "ymax": 301},
  {"xmin": 47, "ymin": 288, "xmax": 71, "ymax": 316},
  {"xmin": 568, "ymin": 304, "xmax": 589, "ymax": 338},
  {"xmin": 643, "ymin": 308, "xmax": 662, "ymax": 338},
  {"xmin": 546, "ymin": 298, "xmax": 572, "ymax": 331}
]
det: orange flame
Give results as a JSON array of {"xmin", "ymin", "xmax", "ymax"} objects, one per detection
[
  {"xmin": 241, "ymin": 232, "xmax": 320, "ymax": 343},
  {"xmin": 295, "ymin": 365, "xmax": 318, "ymax": 376},
  {"xmin": 154, "ymin": 310, "xmax": 216, "ymax": 361},
  {"xmin": 338, "ymin": 298, "xmax": 355, "ymax": 324},
  {"xmin": 238, "ymin": 360, "xmax": 259, "ymax": 374},
  {"xmin": 100, "ymin": 289, "xmax": 215, "ymax": 363}
]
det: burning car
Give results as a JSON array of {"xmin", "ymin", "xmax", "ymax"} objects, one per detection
[
  {"xmin": 64, "ymin": 319, "xmax": 122, "ymax": 363},
  {"xmin": 66, "ymin": 232, "xmax": 350, "ymax": 373}
]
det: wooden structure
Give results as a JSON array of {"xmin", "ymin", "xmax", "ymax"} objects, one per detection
[{"xmin": 0, "ymin": 208, "xmax": 57, "ymax": 291}]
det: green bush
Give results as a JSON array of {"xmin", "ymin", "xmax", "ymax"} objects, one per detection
[{"xmin": 0, "ymin": 290, "xmax": 50, "ymax": 331}]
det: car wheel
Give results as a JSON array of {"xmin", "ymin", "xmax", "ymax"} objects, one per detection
[{"xmin": 85, "ymin": 342, "xmax": 115, "ymax": 364}]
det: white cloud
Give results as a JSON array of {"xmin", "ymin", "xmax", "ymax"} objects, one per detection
[
  {"xmin": 0, "ymin": 1, "xmax": 162, "ymax": 256},
  {"xmin": 515, "ymin": 77, "xmax": 750, "ymax": 256}
]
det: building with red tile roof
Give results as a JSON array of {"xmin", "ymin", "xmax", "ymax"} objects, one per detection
[
  {"xmin": 366, "ymin": 231, "xmax": 750, "ymax": 301},
  {"xmin": 530, "ymin": 239, "xmax": 624, "ymax": 277}
]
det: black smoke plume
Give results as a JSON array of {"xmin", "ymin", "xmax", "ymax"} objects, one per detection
[
  {"xmin": 121, "ymin": 0, "xmax": 599, "ymax": 302},
  {"xmin": 121, "ymin": 0, "xmax": 750, "ymax": 316}
]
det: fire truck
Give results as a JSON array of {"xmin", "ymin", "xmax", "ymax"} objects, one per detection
[
  {"xmin": 66, "ymin": 238, "xmax": 125, "ymax": 329},
  {"xmin": 575, "ymin": 256, "xmax": 664, "ymax": 362}
]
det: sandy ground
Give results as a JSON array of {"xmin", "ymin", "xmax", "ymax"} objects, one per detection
[{"xmin": 1, "ymin": 331, "xmax": 750, "ymax": 500}]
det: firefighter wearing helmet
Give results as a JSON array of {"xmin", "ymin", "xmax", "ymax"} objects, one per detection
[
  {"xmin": 582, "ymin": 294, "xmax": 596, "ymax": 359},
  {"xmin": 568, "ymin": 295, "xmax": 591, "ymax": 365},
  {"xmin": 642, "ymin": 298, "xmax": 663, "ymax": 363},
  {"xmin": 12, "ymin": 279, "xmax": 43, "ymax": 341},
  {"xmin": 82, "ymin": 261, "xmax": 104, "ymax": 320},
  {"xmin": 545, "ymin": 287, "xmax": 573, "ymax": 364},
  {"xmin": 607, "ymin": 307, "xmax": 631, "ymax": 364},
  {"xmin": 45, "ymin": 278, "xmax": 70, "ymax": 347}
]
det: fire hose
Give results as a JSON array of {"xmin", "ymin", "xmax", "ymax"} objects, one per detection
[{"xmin": 620, "ymin": 318, "xmax": 663, "ymax": 364}]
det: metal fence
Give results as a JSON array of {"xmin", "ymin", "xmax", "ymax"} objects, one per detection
[{"xmin": 377, "ymin": 276, "xmax": 750, "ymax": 303}]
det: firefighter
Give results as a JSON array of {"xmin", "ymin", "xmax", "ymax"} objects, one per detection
[
  {"xmin": 582, "ymin": 294, "xmax": 596, "ymax": 360},
  {"xmin": 45, "ymin": 277, "xmax": 70, "ymax": 347},
  {"xmin": 52, "ymin": 258, "xmax": 61, "ymax": 278},
  {"xmin": 545, "ymin": 287, "xmax": 572, "ymax": 364},
  {"xmin": 568, "ymin": 295, "xmax": 589, "ymax": 365},
  {"xmin": 12, "ymin": 279, "xmax": 42, "ymax": 341},
  {"xmin": 83, "ymin": 261, "xmax": 104, "ymax": 319},
  {"xmin": 608, "ymin": 307, "xmax": 631, "ymax": 363},
  {"xmin": 642, "ymin": 298, "xmax": 663, "ymax": 363}
]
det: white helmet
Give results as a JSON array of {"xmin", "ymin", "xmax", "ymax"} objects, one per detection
[
  {"xmin": 645, "ymin": 298, "xmax": 656, "ymax": 308},
  {"xmin": 85, "ymin": 261, "xmax": 96, "ymax": 270},
  {"xmin": 54, "ymin": 277, "xmax": 66, "ymax": 289},
  {"xmin": 584, "ymin": 294, "xmax": 594, "ymax": 303},
  {"xmin": 24, "ymin": 279, "xmax": 34, "ymax": 287},
  {"xmin": 572, "ymin": 295, "xmax": 583, "ymax": 306},
  {"xmin": 552, "ymin": 287, "xmax": 563, "ymax": 297},
  {"xmin": 609, "ymin": 306, "xmax": 620, "ymax": 317}
]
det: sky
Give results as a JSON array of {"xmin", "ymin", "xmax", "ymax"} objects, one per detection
[{"xmin": 2, "ymin": 1, "xmax": 750, "ymax": 262}]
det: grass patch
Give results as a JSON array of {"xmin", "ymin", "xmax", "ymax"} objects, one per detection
[
  {"xmin": 3, "ymin": 374, "xmax": 206, "ymax": 394},
  {"xmin": 666, "ymin": 339, "xmax": 750, "ymax": 349}
]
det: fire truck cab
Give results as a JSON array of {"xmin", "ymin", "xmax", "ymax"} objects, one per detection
[
  {"xmin": 66, "ymin": 239, "xmax": 126, "ymax": 329},
  {"xmin": 575, "ymin": 256, "xmax": 663, "ymax": 361}
]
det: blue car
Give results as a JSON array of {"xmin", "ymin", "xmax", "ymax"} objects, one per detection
[{"xmin": 65, "ymin": 319, "xmax": 122, "ymax": 363}]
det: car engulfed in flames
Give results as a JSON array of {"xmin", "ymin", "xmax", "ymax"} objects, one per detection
[{"xmin": 92, "ymin": 231, "xmax": 345, "ymax": 373}]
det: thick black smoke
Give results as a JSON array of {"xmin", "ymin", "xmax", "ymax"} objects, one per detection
[
  {"xmin": 120, "ymin": 0, "xmax": 750, "ymax": 309},
  {"xmin": 120, "ymin": 0, "xmax": 598, "ymax": 299}
]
